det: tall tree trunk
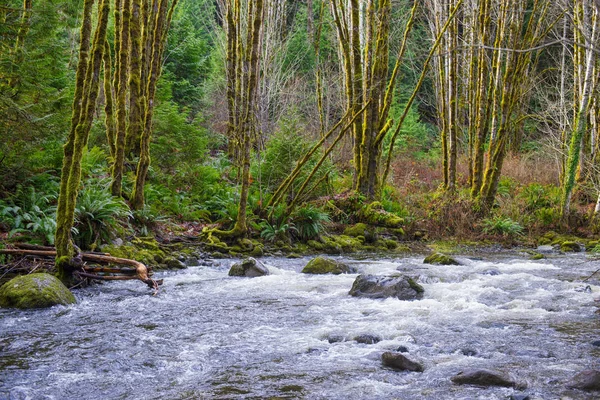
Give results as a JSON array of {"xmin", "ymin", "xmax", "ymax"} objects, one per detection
[{"xmin": 55, "ymin": 0, "xmax": 110, "ymax": 283}]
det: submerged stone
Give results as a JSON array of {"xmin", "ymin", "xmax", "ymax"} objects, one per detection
[
  {"xmin": 164, "ymin": 258, "xmax": 186, "ymax": 269},
  {"xmin": 354, "ymin": 334, "xmax": 381, "ymax": 344},
  {"xmin": 566, "ymin": 370, "xmax": 600, "ymax": 391},
  {"xmin": 228, "ymin": 257, "xmax": 269, "ymax": 277},
  {"xmin": 349, "ymin": 274, "xmax": 424, "ymax": 300},
  {"xmin": 301, "ymin": 257, "xmax": 356, "ymax": 275},
  {"xmin": 0, "ymin": 273, "xmax": 76, "ymax": 309},
  {"xmin": 450, "ymin": 369, "xmax": 522, "ymax": 388},
  {"xmin": 424, "ymin": 252, "xmax": 460, "ymax": 265},
  {"xmin": 381, "ymin": 352, "xmax": 423, "ymax": 372}
]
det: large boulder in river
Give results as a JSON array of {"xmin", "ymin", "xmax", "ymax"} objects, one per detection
[
  {"xmin": 0, "ymin": 273, "xmax": 76, "ymax": 309},
  {"xmin": 301, "ymin": 257, "xmax": 356, "ymax": 275},
  {"xmin": 349, "ymin": 274, "xmax": 424, "ymax": 300},
  {"xmin": 381, "ymin": 352, "xmax": 423, "ymax": 372},
  {"xmin": 451, "ymin": 369, "xmax": 524, "ymax": 389},
  {"xmin": 424, "ymin": 252, "xmax": 460, "ymax": 265},
  {"xmin": 566, "ymin": 370, "xmax": 600, "ymax": 391},
  {"xmin": 228, "ymin": 257, "xmax": 269, "ymax": 277}
]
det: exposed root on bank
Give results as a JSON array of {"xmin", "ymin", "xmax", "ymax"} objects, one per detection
[{"xmin": 0, "ymin": 244, "xmax": 162, "ymax": 292}]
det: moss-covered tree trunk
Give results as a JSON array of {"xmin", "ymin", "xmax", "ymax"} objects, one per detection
[
  {"xmin": 478, "ymin": 0, "xmax": 551, "ymax": 211},
  {"xmin": 216, "ymin": 0, "xmax": 264, "ymax": 236},
  {"xmin": 561, "ymin": 0, "xmax": 598, "ymax": 218},
  {"xmin": 110, "ymin": 0, "xmax": 131, "ymax": 197},
  {"xmin": 331, "ymin": 0, "xmax": 413, "ymax": 200},
  {"xmin": 55, "ymin": 0, "xmax": 110, "ymax": 283},
  {"xmin": 130, "ymin": 0, "xmax": 178, "ymax": 210}
]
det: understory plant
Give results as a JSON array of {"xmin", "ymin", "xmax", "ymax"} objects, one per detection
[
  {"xmin": 74, "ymin": 185, "xmax": 132, "ymax": 250},
  {"xmin": 1, "ymin": 184, "xmax": 58, "ymax": 245},
  {"xmin": 291, "ymin": 204, "xmax": 330, "ymax": 241},
  {"xmin": 482, "ymin": 216, "xmax": 524, "ymax": 237}
]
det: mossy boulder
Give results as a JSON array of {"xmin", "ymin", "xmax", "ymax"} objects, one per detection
[
  {"xmin": 164, "ymin": 257, "xmax": 187, "ymax": 269},
  {"xmin": 530, "ymin": 252, "xmax": 545, "ymax": 260},
  {"xmin": 344, "ymin": 223, "xmax": 368, "ymax": 237},
  {"xmin": 424, "ymin": 252, "xmax": 460, "ymax": 266},
  {"xmin": 361, "ymin": 202, "xmax": 404, "ymax": 228},
  {"xmin": 0, "ymin": 273, "xmax": 76, "ymax": 309},
  {"xmin": 560, "ymin": 241, "xmax": 582, "ymax": 252},
  {"xmin": 229, "ymin": 257, "xmax": 269, "ymax": 277},
  {"xmin": 383, "ymin": 239, "xmax": 398, "ymax": 250},
  {"xmin": 302, "ymin": 257, "xmax": 356, "ymax": 275}
]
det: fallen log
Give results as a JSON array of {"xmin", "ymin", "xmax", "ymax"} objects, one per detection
[{"xmin": 0, "ymin": 248, "xmax": 160, "ymax": 290}]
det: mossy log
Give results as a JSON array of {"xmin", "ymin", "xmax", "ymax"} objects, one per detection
[{"xmin": 0, "ymin": 248, "xmax": 161, "ymax": 290}]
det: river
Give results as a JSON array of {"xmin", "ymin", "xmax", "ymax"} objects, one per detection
[{"xmin": 1, "ymin": 252, "xmax": 599, "ymax": 399}]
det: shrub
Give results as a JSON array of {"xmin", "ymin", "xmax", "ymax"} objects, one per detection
[
  {"xmin": 482, "ymin": 216, "xmax": 524, "ymax": 237},
  {"xmin": 519, "ymin": 183, "xmax": 560, "ymax": 211},
  {"xmin": 534, "ymin": 207, "xmax": 561, "ymax": 227}
]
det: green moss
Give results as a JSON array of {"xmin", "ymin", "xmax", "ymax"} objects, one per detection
[
  {"xmin": 423, "ymin": 252, "xmax": 460, "ymax": 266},
  {"xmin": 396, "ymin": 244, "xmax": 412, "ymax": 253},
  {"xmin": 301, "ymin": 257, "xmax": 355, "ymax": 274},
  {"xmin": 428, "ymin": 241, "xmax": 461, "ymax": 254},
  {"xmin": 101, "ymin": 242, "xmax": 164, "ymax": 267},
  {"xmin": 329, "ymin": 235, "xmax": 362, "ymax": 252},
  {"xmin": 407, "ymin": 277, "xmax": 425, "ymax": 293},
  {"xmin": 249, "ymin": 244, "xmax": 264, "ymax": 257},
  {"xmin": 537, "ymin": 237, "xmax": 552, "ymax": 246},
  {"xmin": 361, "ymin": 201, "xmax": 404, "ymax": 228},
  {"xmin": 384, "ymin": 239, "xmax": 398, "ymax": 249},
  {"xmin": 560, "ymin": 241, "xmax": 581, "ymax": 252},
  {"xmin": 0, "ymin": 273, "xmax": 76, "ymax": 309},
  {"xmin": 344, "ymin": 223, "xmax": 368, "ymax": 237},
  {"xmin": 530, "ymin": 252, "xmax": 545, "ymax": 260},
  {"xmin": 307, "ymin": 240, "xmax": 325, "ymax": 251}
]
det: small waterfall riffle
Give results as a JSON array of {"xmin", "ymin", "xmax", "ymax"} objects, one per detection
[{"xmin": 1, "ymin": 253, "xmax": 599, "ymax": 399}]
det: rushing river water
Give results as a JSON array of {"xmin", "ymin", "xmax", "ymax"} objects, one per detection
[{"xmin": 1, "ymin": 252, "xmax": 599, "ymax": 399}]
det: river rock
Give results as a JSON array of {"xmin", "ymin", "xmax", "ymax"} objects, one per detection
[
  {"xmin": 228, "ymin": 257, "xmax": 269, "ymax": 277},
  {"xmin": 0, "ymin": 273, "xmax": 76, "ymax": 309},
  {"xmin": 354, "ymin": 334, "xmax": 381, "ymax": 344},
  {"xmin": 566, "ymin": 369, "xmax": 600, "ymax": 391},
  {"xmin": 381, "ymin": 352, "xmax": 424, "ymax": 372},
  {"xmin": 560, "ymin": 241, "xmax": 582, "ymax": 252},
  {"xmin": 450, "ymin": 369, "xmax": 522, "ymax": 388},
  {"xmin": 423, "ymin": 252, "xmax": 460, "ymax": 265},
  {"xmin": 301, "ymin": 257, "xmax": 356, "ymax": 275},
  {"xmin": 165, "ymin": 257, "xmax": 187, "ymax": 269},
  {"xmin": 349, "ymin": 274, "xmax": 424, "ymax": 300}
]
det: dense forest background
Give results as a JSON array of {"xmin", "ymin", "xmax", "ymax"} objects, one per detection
[{"xmin": 1, "ymin": 0, "xmax": 600, "ymax": 257}]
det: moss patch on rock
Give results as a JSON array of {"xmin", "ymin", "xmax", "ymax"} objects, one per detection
[
  {"xmin": 560, "ymin": 241, "xmax": 582, "ymax": 252},
  {"xmin": 0, "ymin": 273, "xmax": 76, "ymax": 309},
  {"xmin": 360, "ymin": 202, "xmax": 404, "ymax": 228},
  {"xmin": 423, "ymin": 252, "xmax": 460, "ymax": 265},
  {"xmin": 344, "ymin": 223, "xmax": 368, "ymax": 237},
  {"xmin": 301, "ymin": 257, "xmax": 356, "ymax": 274}
]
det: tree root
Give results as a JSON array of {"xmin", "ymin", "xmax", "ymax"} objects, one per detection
[{"xmin": 0, "ymin": 246, "xmax": 162, "ymax": 292}]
